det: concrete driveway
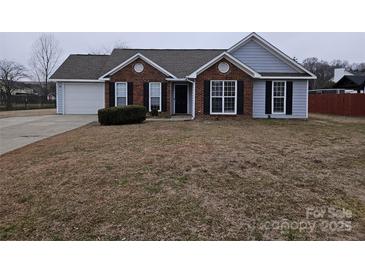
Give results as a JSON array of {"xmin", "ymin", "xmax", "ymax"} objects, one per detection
[{"xmin": 0, "ymin": 115, "xmax": 97, "ymax": 155}]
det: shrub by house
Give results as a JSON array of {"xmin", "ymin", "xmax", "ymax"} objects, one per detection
[{"xmin": 98, "ymin": 105, "xmax": 147, "ymax": 125}]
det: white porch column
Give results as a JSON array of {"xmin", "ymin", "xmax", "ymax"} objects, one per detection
[{"xmin": 192, "ymin": 80, "xmax": 196, "ymax": 119}]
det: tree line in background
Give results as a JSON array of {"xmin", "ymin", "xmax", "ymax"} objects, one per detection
[
  {"xmin": 302, "ymin": 58, "xmax": 365, "ymax": 90},
  {"xmin": 0, "ymin": 34, "xmax": 61, "ymax": 110}
]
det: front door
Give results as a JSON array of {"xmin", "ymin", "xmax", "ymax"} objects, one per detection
[{"xmin": 175, "ymin": 85, "xmax": 188, "ymax": 114}]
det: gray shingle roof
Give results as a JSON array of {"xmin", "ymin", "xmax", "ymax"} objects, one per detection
[
  {"xmin": 50, "ymin": 54, "xmax": 110, "ymax": 80},
  {"xmin": 334, "ymin": 75, "xmax": 365, "ymax": 89},
  {"xmin": 346, "ymin": 75, "xmax": 365, "ymax": 85},
  {"xmin": 104, "ymin": 49, "xmax": 225, "ymax": 78},
  {"xmin": 51, "ymin": 49, "xmax": 225, "ymax": 80},
  {"xmin": 51, "ymin": 48, "xmax": 312, "ymax": 80}
]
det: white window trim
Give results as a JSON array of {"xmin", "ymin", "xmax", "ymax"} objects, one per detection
[
  {"xmin": 115, "ymin": 82, "xmax": 128, "ymax": 107},
  {"xmin": 272, "ymin": 81, "xmax": 286, "ymax": 114},
  {"xmin": 218, "ymin": 62, "xmax": 230, "ymax": 74},
  {"xmin": 210, "ymin": 80, "xmax": 237, "ymax": 115},
  {"xmin": 149, "ymin": 82, "xmax": 162, "ymax": 112},
  {"xmin": 134, "ymin": 63, "xmax": 144, "ymax": 73}
]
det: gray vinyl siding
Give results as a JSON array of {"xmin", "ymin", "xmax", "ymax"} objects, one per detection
[
  {"xmin": 231, "ymin": 40, "xmax": 298, "ymax": 73},
  {"xmin": 253, "ymin": 80, "xmax": 308, "ymax": 119}
]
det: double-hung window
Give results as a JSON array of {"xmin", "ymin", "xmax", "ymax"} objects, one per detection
[
  {"xmin": 272, "ymin": 81, "xmax": 286, "ymax": 114},
  {"xmin": 115, "ymin": 82, "xmax": 128, "ymax": 106},
  {"xmin": 149, "ymin": 82, "xmax": 161, "ymax": 111},
  {"xmin": 211, "ymin": 80, "xmax": 237, "ymax": 114}
]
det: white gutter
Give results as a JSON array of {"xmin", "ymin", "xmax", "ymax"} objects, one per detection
[
  {"xmin": 165, "ymin": 78, "xmax": 188, "ymax": 82},
  {"xmin": 191, "ymin": 80, "xmax": 196, "ymax": 120},
  {"xmin": 50, "ymin": 79, "xmax": 108, "ymax": 82},
  {"xmin": 257, "ymin": 76, "xmax": 316, "ymax": 80},
  {"xmin": 306, "ymin": 80, "xmax": 309, "ymax": 119}
]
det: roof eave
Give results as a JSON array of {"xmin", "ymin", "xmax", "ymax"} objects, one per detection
[
  {"xmin": 186, "ymin": 52, "xmax": 261, "ymax": 79},
  {"xmin": 165, "ymin": 78, "xmax": 188, "ymax": 81},
  {"xmin": 50, "ymin": 79, "xmax": 108, "ymax": 82},
  {"xmin": 258, "ymin": 76, "xmax": 317, "ymax": 80},
  {"xmin": 98, "ymin": 53, "xmax": 177, "ymax": 80}
]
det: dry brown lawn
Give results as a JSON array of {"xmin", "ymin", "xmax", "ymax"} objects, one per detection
[
  {"xmin": 0, "ymin": 108, "xmax": 56, "ymax": 119},
  {"xmin": 1, "ymin": 115, "xmax": 365, "ymax": 240}
]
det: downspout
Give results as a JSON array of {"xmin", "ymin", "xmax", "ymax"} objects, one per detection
[
  {"xmin": 62, "ymin": 83, "xmax": 65, "ymax": 115},
  {"xmin": 306, "ymin": 80, "xmax": 309, "ymax": 119},
  {"xmin": 186, "ymin": 78, "xmax": 196, "ymax": 120}
]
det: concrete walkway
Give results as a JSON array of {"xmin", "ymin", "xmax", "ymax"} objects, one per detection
[
  {"xmin": 147, "ymin": 115, "xmax": 193, "ymax": 122},
  {"xmin": 0, "ymin": 115, "xmax": 97, "ymax": 155}
]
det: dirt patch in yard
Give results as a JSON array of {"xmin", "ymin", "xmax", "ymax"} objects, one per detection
[
  {"xmin": 0, "ymin": 117, "xmax": 364, "ymax": 240},
  {"xmin": 310, "ymin": 113, "xmax": 365, "ymax": 125},
  {"xmin": 0, "ymin": 108, "xmax": 56, "ymax": 119}
]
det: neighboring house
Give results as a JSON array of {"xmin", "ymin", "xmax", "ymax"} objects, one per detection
[
  {"xmin": 10, "ymin": 81, "xmax": 56, "ymax": 96},
  {"xmin": 333, "ymin": 75, "xmax": 365, "ymax": 93},
  {"xmin": 330, "ymin": 68, "xmax": 353, "ymax": 83},
  {"xmin": 11, "ymin": 87, "xmax": 36, "ymax": 95},
  {"xmin": 50, "ymin": 33, "xmax": 316, "ymax": 119},
  {"xmin": 311, "ymin": 68, "xmax": 364, "ymax": 94}
]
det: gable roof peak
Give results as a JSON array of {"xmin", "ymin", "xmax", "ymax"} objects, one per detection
[
  {"xmin": 187, "ymin": 51, "xmax": 261, "ymax": 78},
  {"xmin": 99, "ymin": 52, "xmax": 177, "ymax": 79},
  {"xmin": 227, "ymin": 32, "xmax": 316, "ymax": 78}
]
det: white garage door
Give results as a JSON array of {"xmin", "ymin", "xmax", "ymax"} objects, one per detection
[{"xmin": 64, "ymin": 83, "xmax": 104, "ymax": 114}]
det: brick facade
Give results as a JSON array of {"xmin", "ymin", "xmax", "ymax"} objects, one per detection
[
  {"xmin": 105, "ymin": 58, "xmax": 172, "ymax": 114},
  {"xmin": 104, "ymin": 57, "xmax": 253, "ymax": 118},
  {"xmin": 195, "ymin": 58, "xmax": 253, "ymax": 117}
]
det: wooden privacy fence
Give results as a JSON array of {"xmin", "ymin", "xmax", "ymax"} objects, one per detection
[{"xmin": 309, "ymin": 94, "xmax": 365, "ymax": 116}]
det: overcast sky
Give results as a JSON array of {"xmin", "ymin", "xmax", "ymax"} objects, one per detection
[{"xmin": 1, "ymin": 32, "xmax": 365, "ymax": 68}]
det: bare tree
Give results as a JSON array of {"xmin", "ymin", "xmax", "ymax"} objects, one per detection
[
  {"xmin": 0, "ymin": 60, "xmax": 27, "ymax": 109},
  {"xmin": 351, "ymin": 62, "xmax": 365, "ymax": 73},
  {"xmin": 330, "ymin": 59, "xmax": 351, "ymax": 70},
  {"xmin": 89, "ymin": 40, "xmax": 128, "ymax": 54},
  {"xmin": 89, "ymin": 45, "xmax": 112, "ymax": 55},
  {"xmin": 29, "ymin": 33, "xmax": 62, "ymax": 95},
  {"xmin": 114, "ymin": 40, "xmax": 128, "ymax": 49},
  {"xmin": 303, "ymin": 58, "xmax": 345, "ymax": 89}
]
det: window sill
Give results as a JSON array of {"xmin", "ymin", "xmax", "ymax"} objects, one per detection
[{"xmin": 210, "ymin": 113, "xmax": 237, "ymax": 115}]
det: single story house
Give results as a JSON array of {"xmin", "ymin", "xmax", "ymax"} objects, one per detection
[
  {"xmin": 333, "ymin": 75, "xmax": 365, "ymax": 93},
  {"xmin": 50, "ymin": 33, "xmax": 316, "ymax": 119},
  {"xmin": 330, "ymin": 68, "xmax": 353, "ymax": 83}
]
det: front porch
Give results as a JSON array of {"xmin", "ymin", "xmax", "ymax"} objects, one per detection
[{"xmin": 168, "ymin": 81, "xmax": 194, "ymax": 116}]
